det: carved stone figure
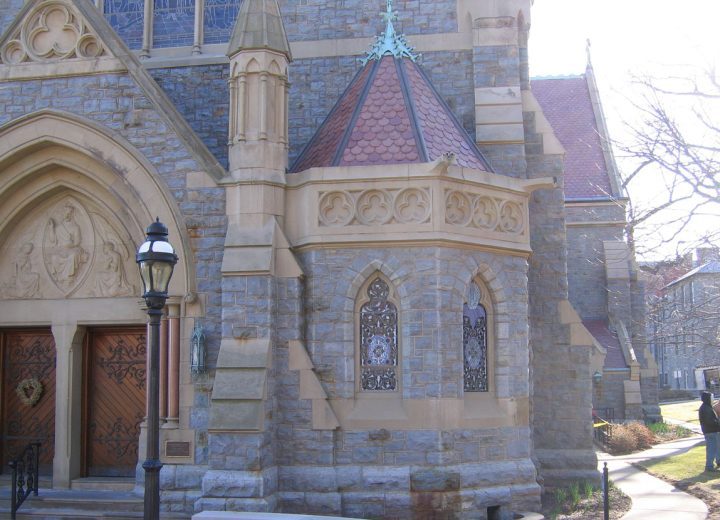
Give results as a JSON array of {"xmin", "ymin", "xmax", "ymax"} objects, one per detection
[
  {"xmin": 7, "ymin": 242, "xmax": 41, "ymax": 298},
  {"xmin": 95, "ymin": 241, "xmax": 134, "ymax": 297},
  {"xmin": 46, "ymin": 203, "xmax": 89, "ymax": 289}
]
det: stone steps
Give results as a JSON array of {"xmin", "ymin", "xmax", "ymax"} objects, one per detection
[{"xmin": 0, "ymin": 480, "xmax": 189, "ymax": 520}]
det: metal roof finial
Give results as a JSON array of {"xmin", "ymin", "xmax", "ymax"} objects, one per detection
[{"xmin": 361, "ymin": 0, "xmax": 418, "ymax": 64}]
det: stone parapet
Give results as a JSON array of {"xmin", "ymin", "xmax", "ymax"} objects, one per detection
[{"xmin": 286, "ymin": 162, "xmax": 553, "ymax": 254}]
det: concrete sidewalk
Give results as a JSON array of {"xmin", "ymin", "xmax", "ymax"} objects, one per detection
[{"xmin": 598, "ymin": 435, "xmax": 709, "ymax": 519}]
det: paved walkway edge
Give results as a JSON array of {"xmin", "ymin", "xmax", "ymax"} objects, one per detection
[{"xmin": 598, "ymin": 436, "xmax": 708, "ymax": 519}]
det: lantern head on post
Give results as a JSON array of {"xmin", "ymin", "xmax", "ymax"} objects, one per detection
[
  {"xmin": 136, "ymin": 218, "xmax": 178, "ymax": 310},
  {"xmin": 593, "ymin": 370, "xmax": 603, "ymax": 385}
]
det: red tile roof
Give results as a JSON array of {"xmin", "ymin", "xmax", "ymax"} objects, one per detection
[
  {"xmin": 291, "ymin": 55, "xmax": 491, "ymax": 173},
  {"xmin": 531, "ymin": 76, "xmax": 614, "ymax": 200}
]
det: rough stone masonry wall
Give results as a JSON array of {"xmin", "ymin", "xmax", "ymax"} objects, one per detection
[
  {"xmin": 524, "ymin": 114, "xmax": 597, "ymax": 484},
  {"xmin": 200, "ymin": 274, "xmax": 281, "ymax": 513},
  {"xmin": 278, "ymin": 0, "xmax": 457, "ymax": 41},
  {"xmin": 472, "ymin": 42, "xmax": 526, "ymax": 180},
  {"xmin": 150, "ymin": 65, "xmax": 230, "ymax": 170},
  {"xmin": 594, "ymin": 370, "xmax": 630, "ymax": 421},
  {"xmin": 565, "ymin": 204, "xmax": 625, "ymax": 320},
  {"xmin": 199, "ymin": 274, "xmax": 304, "ymax": 514},
  {"xmin": 268, "ymin": 246, "xmax": 540, "ymax": 518},
  {"xmin": 0, "ymin": 71, "xmax": 227, "ymax": 514}
]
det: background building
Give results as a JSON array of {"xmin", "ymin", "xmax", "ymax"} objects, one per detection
[{"xmin": 645, "ymin": 248, "xmax": 720, "ymax": 394}]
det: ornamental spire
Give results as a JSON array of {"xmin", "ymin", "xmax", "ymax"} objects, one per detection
[{"xmin": 361, "ymin": 0, "xmax": 418, "ymax": 64}]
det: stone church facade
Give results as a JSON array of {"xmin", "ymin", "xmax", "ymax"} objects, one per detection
[{"xmin": 0, "ymin": 0, "xmax": 655, "ymax": 518}]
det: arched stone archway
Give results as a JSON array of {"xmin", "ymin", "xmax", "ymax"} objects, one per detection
[{"xmin": 0, "ymin": 110, "xmax": 193, "ymax": 487}]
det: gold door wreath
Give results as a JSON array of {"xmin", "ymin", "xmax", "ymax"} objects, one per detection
[{"xmin": 16, "ymin": 378, "xmax": 43, "ymax": 407}]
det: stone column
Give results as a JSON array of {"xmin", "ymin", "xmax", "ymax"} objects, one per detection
[
  {"xmin": 165, "ymin": 303, "xmax": 181, "ymax": 428},
  {"xmin": 51, "ymin": 322, "xmax": 86, "ymax": 489},
  {"xmin": 160, "ymin": 316, "xmax": 169, "ymax": 423},
  {"xmin": 524, "ymin": 103, "xmax": 598, "ymax": 486}
]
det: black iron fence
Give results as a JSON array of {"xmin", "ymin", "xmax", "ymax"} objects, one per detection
[
  {"xmin": 8, "ymin": 442, "xmax": 40, "ymax": 520},
  {"xmin": 593, "ymin": 409, "xmax": 613, "ymax": 447}
]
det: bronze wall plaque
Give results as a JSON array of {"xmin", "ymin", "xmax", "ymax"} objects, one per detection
[{"xmin": 165, "ymin": 441, "xmax": 191, "ymax": 457}]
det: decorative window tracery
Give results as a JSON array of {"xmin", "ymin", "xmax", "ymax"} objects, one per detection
[
  {"xmin": 463, "ymin": 281, "xmax": 488, "ymax": 392},
  {"xmin": 359, "ymin": 277, "xmax": 398, "ymax": 391}
]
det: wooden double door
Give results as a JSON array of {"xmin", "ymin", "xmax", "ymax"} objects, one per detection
[
  {"xmin": 0, "ymin": 330, "xmax": 56, "ymax": 475},
  {"xmin": 1, "ymin": 327, "xmax": 146, "ymax": 478},
  {"xmin": 83, "ymin": 327, "xmax": 146, "ymax": 477}
]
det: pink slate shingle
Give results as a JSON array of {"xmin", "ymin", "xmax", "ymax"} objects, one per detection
[
  {"xmin": 531, "ymin": 76, "xmax": 614, "ymax": 200},
  {"xmin": 290, "ymin": 55, "xmax": 490, "ymax": 173},
  {"xmin": 583, "ymin": 319, "xmax": 627, "ymax": 369}
]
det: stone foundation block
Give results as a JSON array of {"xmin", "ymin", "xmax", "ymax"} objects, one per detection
[
  {"xmin": 195, "ymin": 497, "xmax": 227, "ymax": 513},
  {"xmin": 461, "ymin": 460, "xmax": 536, "ymax": 487},
  {"xmin": 176, "ymin": 465, "xmax": 209, "ymax": 489},
  {"xmin": 278, "ymin": 466, "xmax": 337, "ymax": 492},
  {"xmin": 226, "ymin": 497, "xmax": 277, "ymax": 512},
  {"xmin": 203, "ymin": 470, "xmax": 269, "ymax": 498},
  {"xmin": 360, "ymin": 466, "xmax": 409, "ymax": 490},
  {"xmin": 410, "ymin": 468, "xmax": 461, "ymax": 492},
  {"xmin": 339, "ymin": 492, "xmax": 388, "ymax": 519}
]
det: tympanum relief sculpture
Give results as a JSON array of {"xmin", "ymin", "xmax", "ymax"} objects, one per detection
[
  {"xmin": 6, "ymin": 243, "xmax": 42, "ymax": 298},
  {"xmin": 0, "ymin": 196, "xmax": 137, "ymax": 300},
  {"xmin": 45, "ymin": 201, "xmax": 90, "ymax": 292}
]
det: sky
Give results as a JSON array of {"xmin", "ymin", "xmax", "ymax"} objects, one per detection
[{"xmin": 529, "ymin": 0, "xmax": 720, "ymax": 260}]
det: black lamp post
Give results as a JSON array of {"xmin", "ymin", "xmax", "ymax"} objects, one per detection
[{"xmin": 136, "ymin": 219, "xmax": 177, "ymax": 520}]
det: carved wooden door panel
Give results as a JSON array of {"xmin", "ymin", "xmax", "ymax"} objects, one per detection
[
  {"xmin": 1, "ymin": 330, "xmax": 56, "ymax": 475},
  {"xmin": 83, "ymin": 327, "xmax": 146, "ymax": 477}
]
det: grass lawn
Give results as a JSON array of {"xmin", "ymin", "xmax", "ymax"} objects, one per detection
[
  {"xmin": 637, "ymin": 444, "xmax": 720, "ymax": 516},
  {"xmin": 660, "ymin": 400, "xmax": 701, "ymax": 427},
  {"xmin": 638, "ymin": 445, "xmax": 718, "ymax": 482}
]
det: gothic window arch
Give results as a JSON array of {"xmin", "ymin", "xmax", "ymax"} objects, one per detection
[
  {"xmin": 357, "ymin": 275, "xmax": 399, "ymax": 392},
  {"xmin": 463, "ymin": 279, "xmax": 491, "ymax": 392}
]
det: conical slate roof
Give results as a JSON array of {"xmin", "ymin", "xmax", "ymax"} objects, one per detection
[
  {"xmin": 290, "ymin": 0, "xmax": 490, "ymax": 173},
  {"xmin": 227, "ymin": 0, "xmax": 291, "ymax": 59},
  {"xmin": 290, "ymin": 55, "xmax": 491, "ymax": 173}
]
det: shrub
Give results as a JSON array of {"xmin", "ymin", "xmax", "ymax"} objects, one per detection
[
  {"xmin": 649, "ymin": 421, "xmax": 693, "ymax": 440},
  {"xmin": 607, "ymin": 422, "xmax": 659, "ymax": 453},
  {"xmin": 649, "ymin": 422, "xmax": 670, "ymax": 434},
  {"xmin": 608, "ymin": 424, "xmax": 638, "ymax": 453},
  {"xmin": 625, "ymin": 421, "xmax": 656, "ymax": 449}
]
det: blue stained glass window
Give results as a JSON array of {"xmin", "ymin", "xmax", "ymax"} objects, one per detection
[
  {"xmin": 153, "ymin": 0, "xmax": 196, "ymax": 48},
  {"xmin": 105, "ymin": 0, "xmax": 144, "ymax": 50},
  {"xmin": 204, "ymin": 0, "xmax": 242, "ymax": 45}
]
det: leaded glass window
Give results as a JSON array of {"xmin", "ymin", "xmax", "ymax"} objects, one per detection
[
  {"xmin": 463, "ymin": 281, "xmax": 488, "ymax": 392},
  {"xmin": 153, "ymin": 0, "xmax": 195, "ymax": 49},
  {"xmin": 360, "ymin": 277, "xmax": 398, "ymax": 391},
  {"xmin": 104, "ymin": 0, "xmax": 144, "ymax": 50},
  {"xmin": 204, "ymin": 0, "xmax": 242, "ymax": 44}
]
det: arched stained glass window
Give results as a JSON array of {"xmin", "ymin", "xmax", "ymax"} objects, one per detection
[
  {"xmin": 464, "ymin": 281, "xmax": 488, "ymax": 392},
  {"xmin": 360, "ymin": 277, "xmax": 398, "ymax": 391}
]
